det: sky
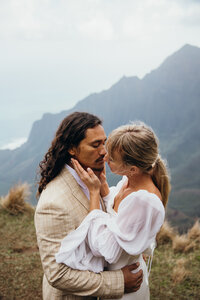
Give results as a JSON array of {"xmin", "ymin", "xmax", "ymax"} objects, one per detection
[{"xmin": 0, "ymin": 0, "xmax": 200, "ymax": 148}]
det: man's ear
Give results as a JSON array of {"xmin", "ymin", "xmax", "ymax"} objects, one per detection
[{"xmin": 68, "ymin": 147, "xmax": 76, "ymax": 156}]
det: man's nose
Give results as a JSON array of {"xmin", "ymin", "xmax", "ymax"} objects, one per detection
[{"xmin": 99, "ymin": 144, "xmax": 107, "ymax": 156}]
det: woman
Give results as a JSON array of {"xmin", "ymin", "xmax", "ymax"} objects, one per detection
[{"xmin": 55, "ymin": 122, "xmax": 170, "ymax": 300}]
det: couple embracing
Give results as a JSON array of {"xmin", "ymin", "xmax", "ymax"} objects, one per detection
[{"xmin": 35, "ymin": 112, "xmax": 170, "ymax": 300}]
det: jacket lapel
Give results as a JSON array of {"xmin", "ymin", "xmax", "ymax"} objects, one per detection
[{"xmin": 60, "ymin": 167, "xmax": 90, "ymax": 211}]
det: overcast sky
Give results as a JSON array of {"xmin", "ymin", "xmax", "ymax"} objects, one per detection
[{"xmin": 0, "ymin": 0, "xmax": 200, "ymax": 147}]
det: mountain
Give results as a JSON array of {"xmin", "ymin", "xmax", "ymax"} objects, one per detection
[{"xmin": 0, "ymin": 44, "xmax": 200, "ymax": 230}]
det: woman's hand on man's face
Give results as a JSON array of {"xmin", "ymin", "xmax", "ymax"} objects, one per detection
[{"xmin": 71, "ymin": 158, "xmax": 101, "ymax": 193}]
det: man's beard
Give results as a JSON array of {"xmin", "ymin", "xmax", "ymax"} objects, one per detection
[
  {"xmin": 80, "ymin": 156, "xmax": 105, "ymax": 173},
  {"xmin": 92, "ymin": 166, "xmax": 104, "ymax": 172},
  {"xmin": 93, "ymin": 156, "xmax": 105, "ymax": 172},
  {"xmin": 79, "ymin": 163, "xmax": 104, "ymax": 172}
]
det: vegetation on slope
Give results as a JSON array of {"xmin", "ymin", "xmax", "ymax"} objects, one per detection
[{"xmin": 0, "ymin": 184, "xmax": 41, "ymax": 299}]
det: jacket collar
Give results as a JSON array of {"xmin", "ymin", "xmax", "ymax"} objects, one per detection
[{"xmin": 60, "ymin": 167, "xmax": 90, "ymax": 211}]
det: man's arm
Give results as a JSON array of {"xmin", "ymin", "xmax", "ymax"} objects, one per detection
[
  {"xmin": 34, "ymin": 200, "xmax": 125, "ymax": 298},
  {"xmin": 35, "ymin": 183, "xmax": 143, "ymax": 298}
]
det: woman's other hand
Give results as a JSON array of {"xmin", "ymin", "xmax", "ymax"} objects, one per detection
[{"xmin": 99, "ymin": 164, "xmax": 109, "ymax": 197}]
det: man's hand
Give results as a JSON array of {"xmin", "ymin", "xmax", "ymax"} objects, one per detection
[{"xmin": 121, "ymin": 263, "xmax": 143, "ymax": 293}]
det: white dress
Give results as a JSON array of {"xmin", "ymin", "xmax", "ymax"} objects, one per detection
[{"xmin": 55, "ymin": 177, "xmax": 165, "ymax": 299}]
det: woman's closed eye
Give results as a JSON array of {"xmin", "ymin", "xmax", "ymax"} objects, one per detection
[{"xmin": 108, "ymin": 157, "xmax": 114, "ymax": 162}]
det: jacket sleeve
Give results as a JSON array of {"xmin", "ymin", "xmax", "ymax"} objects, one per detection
[{"xmin": 34, "ymin": 193, "xmax": 124, "ymax": 298}]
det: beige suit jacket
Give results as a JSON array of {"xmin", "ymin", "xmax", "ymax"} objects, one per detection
[{"xmin": 35, "ymin": 167, "xmax": 124, "ymax": 300}]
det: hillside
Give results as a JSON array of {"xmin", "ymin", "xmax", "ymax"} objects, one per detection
[
  {"xmin": 0, "ymin": 196, "xmax": 200, "ymax": 299},
  {"xmin": 0, "ymin": 44, "xmax": 200, "ymax": 229}
]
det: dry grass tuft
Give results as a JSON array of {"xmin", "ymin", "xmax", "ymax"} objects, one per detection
[
  {"xmin": 172, "ymin": 234, "xmax": 192, "ymax": 253},
  {"xmin": 172, "ymin": 258, "xmax": 190, "ymax": 284},
  {"xmin": 187, "ymin": 220, "xmax": 200, "ymax": 242},
  {"xmin": 175, "ymin": 257, "xmax": 187, "ymax": 267},
  {"xmin": 156, "ymin": 221, "xmax": 176, "ymax": 245},
  {"xmin": 184, "ymin": 240, "xmax": 197, "ymax": 253},
  {"xmin": 169, "ymin": 220, "xmax": 200, "ymax": 253},
  {"xmin": 0, "ymin": 183, "xmax": 34, "ymax": 215}
]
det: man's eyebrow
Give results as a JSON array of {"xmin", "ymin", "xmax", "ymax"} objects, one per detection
[{"xmin": 90, "ymin": 138, "xmax": 107, "ymax": 144}]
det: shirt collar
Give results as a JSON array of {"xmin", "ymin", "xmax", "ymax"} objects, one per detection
[
  {"xmin": 66, "ymin": 164, "xmax": 106, "ymax": 211},
  {"xmin": 66, "ymin": 164, "xmax": 89, "ymax": 193}
]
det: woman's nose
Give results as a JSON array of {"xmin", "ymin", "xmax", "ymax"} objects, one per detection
[{"xmin": 104, "ymin": 153, "xmax": 108, "ymax": 161}]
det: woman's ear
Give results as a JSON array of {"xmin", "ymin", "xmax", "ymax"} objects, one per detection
[{"xmin": 130, "ymin": 166, "xmax": 139, "ymax": 176}]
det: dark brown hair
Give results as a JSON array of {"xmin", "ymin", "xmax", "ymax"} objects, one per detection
[{"xmin": 37, "ymin": 112, "xmax": 102, "ymax": 195}]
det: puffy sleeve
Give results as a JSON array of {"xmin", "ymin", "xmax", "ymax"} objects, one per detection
[
  {"xmin": 55, "ymin": 210, "xmax": 113, "ymax": 273},
  {"xmin": 112, "ymin": 191, "xmax": 165, "ymax": 254},
  {"xmin": 55, "ymin": 190, "xmax": 165, "ymax": 273}
]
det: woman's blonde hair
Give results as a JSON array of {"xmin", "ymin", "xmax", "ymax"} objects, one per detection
[{"xmin": 106, "ymin": 122, "xmax": 171, "ymax": 207}]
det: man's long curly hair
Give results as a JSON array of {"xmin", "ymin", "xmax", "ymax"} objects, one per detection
[{"xmin": 37, "ymin": 112, "xmax": 102, "ymax": 196}]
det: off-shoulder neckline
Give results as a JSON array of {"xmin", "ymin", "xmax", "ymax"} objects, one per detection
[{"xmin": 112, "ymin": 189, "xmax": 164, "ymax": 214}]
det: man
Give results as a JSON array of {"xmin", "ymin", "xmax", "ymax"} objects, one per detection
[{"xmin": 35, "ymin": 112, "xmax": 143, "ymax": 300}]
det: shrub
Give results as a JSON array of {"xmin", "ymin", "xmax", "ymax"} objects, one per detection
[
  {"xmin": 156, "ymin": 220, "xmax": 176, "ymax": 245},
  {"xmin": 170, "ymin": 219, "xmax": 200, "ymax": 253},
  {"xmin": 187, "ymin": 220, "xmax": 200, "ymax": 242},
  {"xmin": 172, "ymin": 234, "xmax": 192, "ymax": 253},
  {"xmin": 172, "ymin": 258, "xmax": 190, "ymax": 284},
  {"xmin": 0, "ymin": 183, "xmax": 34, "ymax": 215}
]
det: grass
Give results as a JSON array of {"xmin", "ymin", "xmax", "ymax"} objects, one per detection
[
  {"xmin": 0, "ymin": 183, "xmax": 200, "ymax": 299},
  {"xmin": 150, "ymin": 245, "xmax": 200, "ymax": 299},
  {"xmin": 0, "ymin": 209, "xmax": 43, "ymax": 300},
  {"xmin": 1, "ymin": 210, "xmax": 200, "ymax": 299}
]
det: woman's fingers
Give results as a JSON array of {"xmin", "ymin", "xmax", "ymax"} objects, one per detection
[
  {"xmin": 102, "ymin": 163, "xmax": 106, "ymax": 175},
  {"xmin": 87, "ymin": 167, "xmax": 95, "ymax": 178},
  {"xmin": 71, "ymin": 158, "xmax": 87, "ymax": 178},
  {"xmin": 87, "ymin": 168, "xmax": 101, "ymax": 185},
  {"xmin": 71, "ymin": 159, "xmax": 95, "ymax": 181},
  {"xmin": 71, "ymin": 158, "xmax": 80, "ymax": 173}
]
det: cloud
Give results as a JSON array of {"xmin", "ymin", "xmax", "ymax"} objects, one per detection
[
  {"xmin": 180, "ymin": 4, "xmax": 200, "ymax": 26},
  {"xmin": 78, "ymin": 17, "xmax": 114, "ymax": 41},
  {"xmin": 0, "ymin": 0, "xmax": 71, "ymax": 40},
  {"xmin": 121, "ymin": 0, "xmax": 200, "ymax": 42},
  {"xmin": 0, "ymin": 0, "xmax": 199, "ymax": 143},
  {"xmin": 0, "ymin": 0, "xmax": 199, "ymax": 42}
]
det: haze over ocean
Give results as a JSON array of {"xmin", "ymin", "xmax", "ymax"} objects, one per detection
[{"xmin": 0, "ymin": 138, "xmax": 27, "ymax": 150}]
